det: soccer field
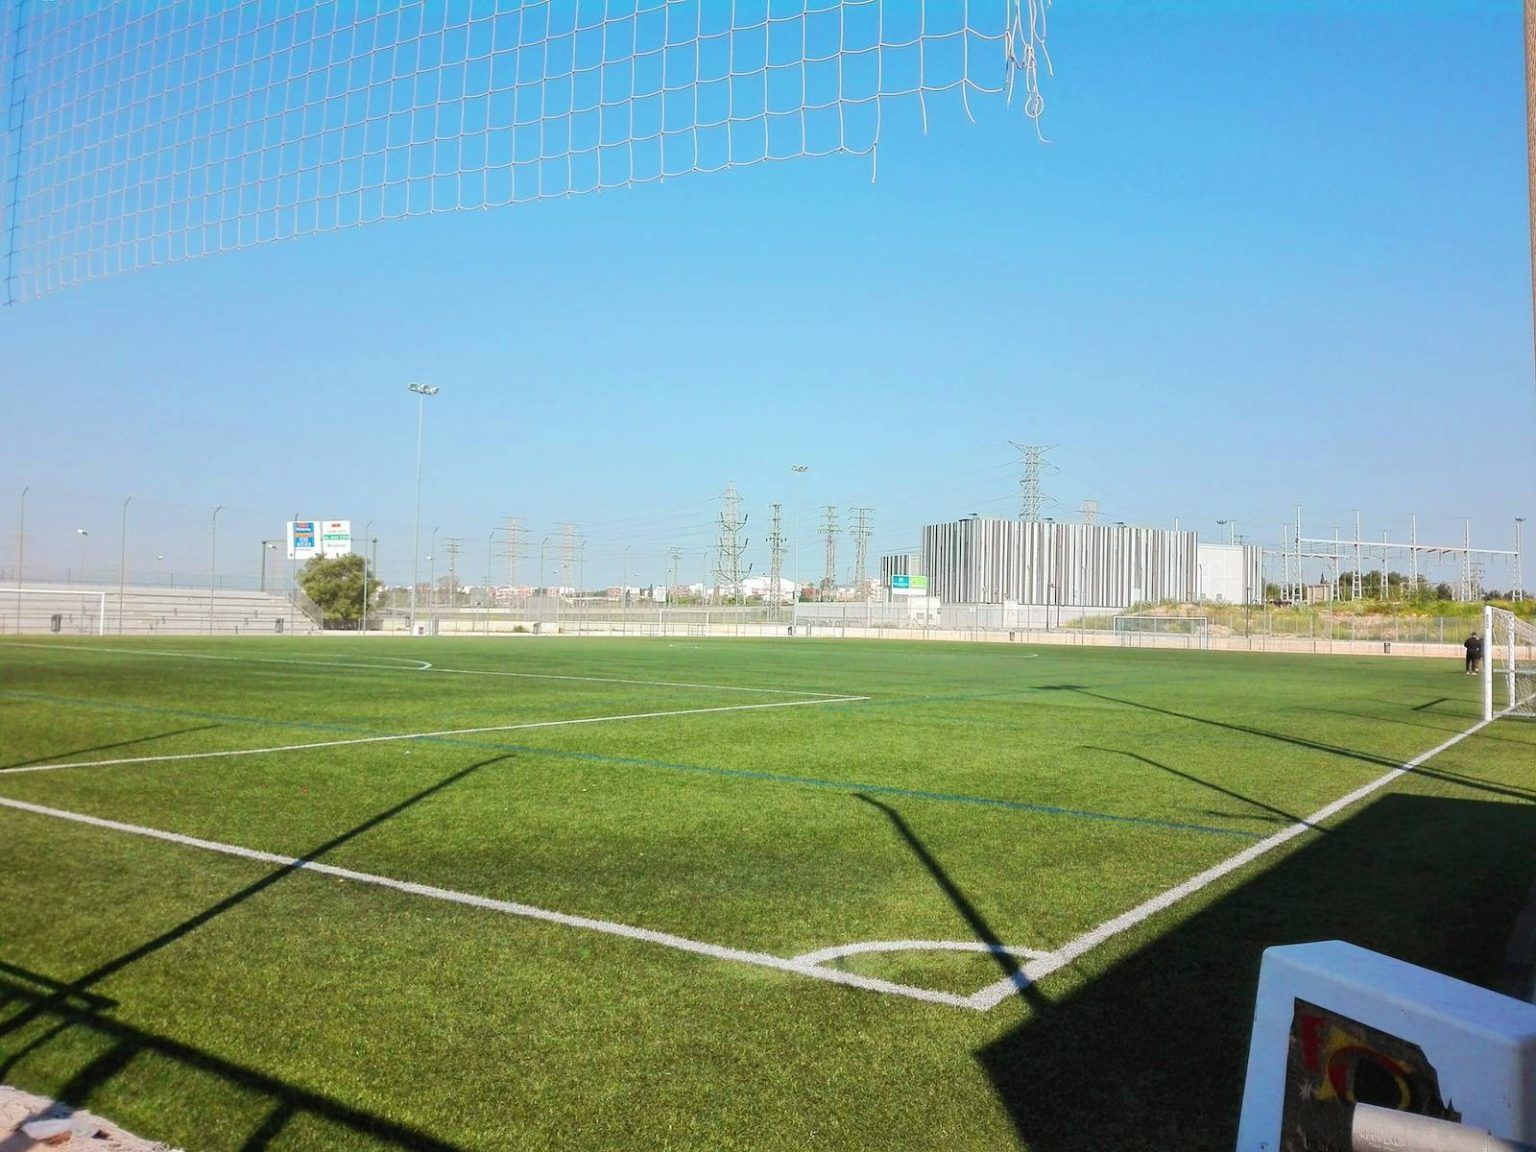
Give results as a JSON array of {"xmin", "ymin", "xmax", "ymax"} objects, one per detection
[{"xmin": 1, "ymin": 636, "xmax": 1532, "ymax": 1151}]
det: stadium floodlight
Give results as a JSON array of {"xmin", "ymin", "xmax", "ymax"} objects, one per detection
[
  {"xmin": 75, "ymin": 528, "xmax": 88, "ymax": 580},
  {"xmin": 407, "ymin": 383, "xmax": 440, "ymax": 635}
]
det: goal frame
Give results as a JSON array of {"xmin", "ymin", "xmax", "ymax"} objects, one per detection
[
  {"xmin": 1483, "ymin": 604, "xmax": 1536, "ymax": 721},
  {"xmin": 1112, "ymin": 614, "xmax": 1210, "ymax": 650},
  {"xmin": 1, "ymin": 587, "xmax": 108, "ymax": 636}
]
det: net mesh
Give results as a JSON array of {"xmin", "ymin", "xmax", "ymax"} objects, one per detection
[
  {"xmin": 1487, "ymin": 607, "xmax": 1536, "ymax": 719},
  {"xmin": 0, "ymin": 0, "xmax": 1048, "ymax": 303}
]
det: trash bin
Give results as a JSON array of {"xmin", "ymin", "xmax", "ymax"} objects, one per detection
[
  {"xmin": 49, "ymin": 613, "xmax": 62, "ymax": 633},
  {"xmin": 275, "ymin": 618, "xmax": 284, "ymax": 634}
]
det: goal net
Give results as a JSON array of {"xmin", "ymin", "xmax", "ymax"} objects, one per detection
[
  {"xmin": 1, "ymin": 587, "xmax": 108, "ymax": 636},
  {"xmin": 1112, "ymin": 614, "xmax": 1210, "ymax": 649},
  {"xmin": 1, "ymin": 0, "xmax": 1051, "ymax": 302},
  {"xmin": 1484, "ymin": 605, "xmax": 1536, "ymax": 721}
]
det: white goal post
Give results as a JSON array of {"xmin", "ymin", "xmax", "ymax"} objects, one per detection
[
  {"xmin": 1, "ymin": 588, "xmax": 107, "ymax": 636},
  {"xmin": 1484, "ymin": 605, "xmax": 1536, "ymax": 721}
]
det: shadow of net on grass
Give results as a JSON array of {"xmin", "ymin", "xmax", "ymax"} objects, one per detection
[{"xmin": 0, "ymin": 753, "xmax": 515, "ymax": 1150}]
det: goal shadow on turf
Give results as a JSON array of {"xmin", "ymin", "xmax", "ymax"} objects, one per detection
[
  {"xmin": 0, "ymin": 725, "xmax": 224, "ymax": 772},
  {"xmin": 974, "ymin": 790, "xmax": 1536, "ymax": 1152},
  {"xmin": 853, "ymin": 793, "xmax": 1050, "ymax": 1010},
  {"xmin": 1072, "ymin": 688, "xmax": 1536, "ymax": 804},
  {"xmin": 0, "ymin": 752, "xmax": 518, "ymax": 1151}
]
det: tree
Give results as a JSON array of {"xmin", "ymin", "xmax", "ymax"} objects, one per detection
[{"xmin": 298, "ymin": 553, "xmax": 380, "ymax": 628}]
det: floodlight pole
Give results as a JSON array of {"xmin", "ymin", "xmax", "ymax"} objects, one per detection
[
  {"xmin": 208, "ymin": 506, "xmax": 222, "ymax": 635},
  {"xmin": 791, "ymin": 465, "xmax": 809, "ymax": 603},
  {"xmin": 289, "ymin": 511, "xmax": 297, "ymax": 632},
  {"xmin": 485, "ymin": 526, "xmax": 501, "ymax": 633},
  {"xmin": 15, "ymin": 487, "xmax": 27, "ymax": 634},
  {"xmin": 407, "ymin": 382, "xmax": 439, "ymax": 635},
  {"xmin": 361, "ymin": 519, "xmax": 375, "ymax": 632},
  {"xmin": 259, "ymin": 540, "xmax": 281, "ymax": 592},
  {"xmin": 75, "ymin": 527, "xmax": 88, "ymax": 582},
  {"xmin": 1516, "ymin": 518, "xmax": 1526, "ymax": 603},
  {"xmin": 429, "ymin": 526, "xmax": 440, "ymax": 619},
  {"xmin": 118, "ymin": 496, "xmax": 131, "ymax": 633}
]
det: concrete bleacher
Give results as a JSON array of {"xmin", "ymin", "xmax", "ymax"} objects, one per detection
[{"xmin": 0, "ymin": 584, "xmax": 322, "ymax": 636}]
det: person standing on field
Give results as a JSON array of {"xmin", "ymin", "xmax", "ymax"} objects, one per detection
[
  {"xmin": 1472, "ymin": 633, "xmax": 1484, "ymax": 676},
  {"xmin": 1464, "ymin": 632, "xmax": 1478, "ymax": 675}
]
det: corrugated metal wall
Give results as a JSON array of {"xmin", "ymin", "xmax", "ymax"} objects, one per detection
[{"xmin": 920, "ymin": 519, "xmax": 1198, "ymax": 607}]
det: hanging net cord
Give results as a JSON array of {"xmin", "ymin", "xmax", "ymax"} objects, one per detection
[{"xmin": 0, "ymin": 0, "xmax": 1050, "ymax": 303}]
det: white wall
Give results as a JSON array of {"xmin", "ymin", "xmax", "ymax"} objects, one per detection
[{"xmin": 1199, "ymin": 543, "xmax": 1261, "ymax": 604}]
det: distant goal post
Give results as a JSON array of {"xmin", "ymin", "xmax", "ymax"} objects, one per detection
[
  {"xmin": 1, "ymin": 588, "xmax": 108, "ymax": 636},
  {"xmin": 1112, "ymin": 614, "xmax": 1210, "ymax": 650},
  {"xmin": 1484, "ymin": 605, "xmax": 1536, "ymax": 721}
]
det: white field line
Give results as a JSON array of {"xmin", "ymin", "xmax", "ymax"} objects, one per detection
[
  {"xmin": 967, "ymin": 713, "xmax": 1497, "ymax": 1011},
  {"xmin": 0, "ymin": 696, "xmax": 869, "ymax": 776},
  {"xmin": 0, "ymin": 796, "xmax": 974, "ymax": 1010},
  {"xmin": 792, "ymin": 939, "xmax": 1053, "ymax": 966},
  {"xmin": 0, "ymin": 641, "xmax": 853, "ymax": 698}
]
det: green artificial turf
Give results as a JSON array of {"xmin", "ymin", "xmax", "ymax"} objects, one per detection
[{"xmin": 0, "ymin": 635, "xmax": 1532, "ymax": 1151}]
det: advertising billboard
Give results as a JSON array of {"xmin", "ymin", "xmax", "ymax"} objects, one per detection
[
  {"xmin": 287, "ymin": 521, "xmax": 318, "ymax": 560},
  {"xmin": 320, "ymin": 520, "xmax": 352, "ymax": 557}
]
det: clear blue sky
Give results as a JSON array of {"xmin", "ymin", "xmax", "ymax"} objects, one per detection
[{"xmin": 4, "ymin": 0, "xmax": 1533, "ymax": 592}]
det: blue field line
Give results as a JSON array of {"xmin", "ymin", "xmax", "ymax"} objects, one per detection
[
  {"xmin": 484, "ymin": 743, "xmax": 1263, "ymax": 840},
  {"xmin": 0, "ymin": 689, "xmax": 1261, "ymax": 840}
]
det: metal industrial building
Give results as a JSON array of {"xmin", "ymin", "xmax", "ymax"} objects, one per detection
[{"xmin": 881, "ymin": 518, "xmax": 1263, "ymax": 612}]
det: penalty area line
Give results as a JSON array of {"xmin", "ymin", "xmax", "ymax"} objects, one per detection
[
  {"xmin": 0, "ymin": 696, "xmax": 870, "ymax": 776},
  {"xmin": 967, "ymin": 712, "xmax": 1497, "ymax": 1011},
  {"xmin": 0, "ymin": 795, "xmax": 973, "ymax": 1010}
]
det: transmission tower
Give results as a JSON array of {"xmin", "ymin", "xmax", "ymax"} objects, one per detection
[
  {"xmin": 1009, "ymin": 442, "xmax": 1054, "ymax": 521},
  {"xmin": 444, "ymin": 537, "xmax": 462, "ymax": 608},
  {"xmin": 715, "ymin": 483, "xmax": 749, "ymax": 603},
  {"xmin": 850, "ymin": 507, "xmax": 874, "ymax": 599},
  {"xmin": 767, "ymin": 503, "xmax": 785, "ymax": 606},
  {"xmin": 503, "ymin": 516, "xmax": 523, "ymax": 587},
  {"xmin": 821, "ymin": 506, "xmax": 839, "ymax": 595},
  {"xmin": 1351, "ymin": 510, "xmax": 1363, "ymax": 601},
  {"xmin": 666, "ymin": 547, "xmax": 683, "ymax": 593}
]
